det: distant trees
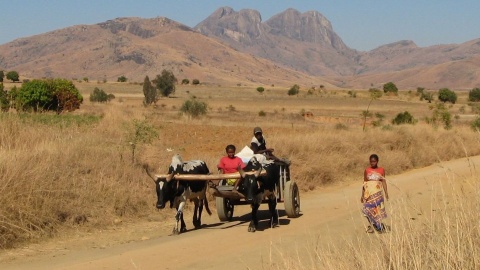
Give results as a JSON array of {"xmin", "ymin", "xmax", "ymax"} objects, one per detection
[
  {"xmin": 181, "ymin": 79, "xmax": 190, "ymax": 85},
  {"xmin": 256, "ymin": 87, "xmax": 265, "ymax": 94},
  {"xmin": 192, "ymin": 79, "xmax": 200, "ymax": 85},
  {"xmin": 438, "ymin": 88, "xmax": 457, "ymax": 104},
  {"xmin": 383, "ymin": 82, "xmax": 398, "ymax": 95},
  {"xmin": 117, "ymin": 76, "xmax": 127, "ymax": 82},
  {"xmin": 90, "ymin": 87, "xmax": 115, "ymax": 102},
  {"xmin": 0, "ymin": 83, "xmax": 9, "ymax": 112},
  {"xmin": 13, "ymin": 78, "xmax": 83, "ymax": 113},
  {"xmin": 287, "ymin": 84, "xmax": 300, "ymax": 96},
  {"xmin": 143, "ymin": 76, "xmax": 156, "ymax": 105},
  {"xmin": 468, "ymin": 88, "xmax": 480, "ymax": 102},
  {"xmin": 0, "ymin": 70, "xmax": 4, "ymax": 83},
  {"xmin": 6, "ymin": 71, "xmax": 19, "ymax": 82},
  {"xmin": 153, "ymin": 70, "xmax": 177, "ymax": 97}
]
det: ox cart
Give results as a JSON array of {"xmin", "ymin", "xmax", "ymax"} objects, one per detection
[{"xmin": 155, "ymin": 162, "xmax": 300, "ymax": 222}]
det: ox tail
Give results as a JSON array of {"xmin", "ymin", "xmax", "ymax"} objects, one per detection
[{"xmin": 204, "ymin": 197, "xmax": 212, "ymax": 216}]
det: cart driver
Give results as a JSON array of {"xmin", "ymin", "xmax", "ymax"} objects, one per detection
[{"xmin": 250, "ymin": 127, "xmax": 278, "ymax": 161}]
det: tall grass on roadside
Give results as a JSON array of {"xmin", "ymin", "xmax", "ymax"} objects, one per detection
[
  {"xmin": 268, "ymin": 175, "xmax": 480, "ymax": 269},
  {"xmin": 273, "ymin": 124, "xmax": 480, "ymax": 190},
  {"xmin": 0, "ymin": 110, "xmax": 158, "ymax": 248}
]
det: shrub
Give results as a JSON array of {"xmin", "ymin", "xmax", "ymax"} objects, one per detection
[
  {"xmin": 142, "ymin": 76, "xmax": 156, "ymax": 105},
  {"xmin": 438, "ymin": 88, "xmax": 457, "ymax": 104},
  {"xmin": 6, "ymin": 71, "xmax": 19, "ymax": 82},
  {"xmin": 83, "ymin": 77, "xmax": 89, "ymax": 82},
  {"xmin": 392, "ymin": 111, "xmax": 416, "ymax": 125},
  {"xmin": 347, "ymin": 90, "xmax": 356, "ymax": 98},
  {"xmin": 258, "ymin": 110, "xmax": 266, "ymax": 117},
  {"xmin": 153, "ymin": 70, "xmax": 177, "ymax": 97},
  {"xmin": 426, "ymin": 103, "xmax": 452, "ymax": 129},
  {"xmin": 471, "ymin": 117, "xmax": 480, "ymax": 131},
  {"xmin": 0, "ymin": 83, "xmax": 9, "ymax": 112},
  {"xmin": 181, "ymin": 79, "xmax": 190, "ymax": 85},
  {"xmin": 90, "ymin": 87, "xmax": 108, "ymax": 102},
  {"xmin": 180, "ymin": 98, "xmax": 208, "ymax": 118},
  {"xmin": 288, "ymin": 84, "xmax": 300, "ymax": 96},
  {"xmin": 256, "ymin": 87, "xmax": 265, "ymax": 94},
  {"xmin": 368, "ymin": 88, "xmax": 383, "ymax": 98},
  {"xmin": 192, "ymin": 79, "xmax": 200, "ymax": 85},
  {"xmin": 15, "ymin": 79, "xmax": 83, "ymax": 113},
  {"xmin": 383, "ymin": 82, "xmax": 398, "ymax": 95},
  {"xmin": 0, "ymin": 70, "xmax": 4, "ymax": 83},
  {"xmin": 117, "ymin": 76, "xmax": 127, "ymax": 82},
  {"xmin": 468, "ymin": 88, "xmax": 480, "ymax": 102}
]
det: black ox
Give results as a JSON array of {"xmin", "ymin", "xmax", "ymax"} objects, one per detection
[
  {"xmin": 147, "ymin": 154, "xmax": 211, "ymax": 235},
  {"xmin": 238, "ymin": 156, "xmax": 279, "ymax": 232}
]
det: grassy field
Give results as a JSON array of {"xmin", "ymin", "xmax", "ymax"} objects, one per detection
[{"xmin": 1, "ymin": 81, "xmax": 479, "ymax": 250}]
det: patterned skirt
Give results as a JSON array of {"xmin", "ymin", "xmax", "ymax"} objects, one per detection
[{"xmin": 362, "ymin": 181, "xmax": 387, "ymax": 226}]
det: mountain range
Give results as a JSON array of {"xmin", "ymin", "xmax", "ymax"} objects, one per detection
[{"xmin": 1, "ymin": 7, "xmax": 479, "ymax": 89}]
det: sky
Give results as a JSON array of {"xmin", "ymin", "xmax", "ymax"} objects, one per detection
[{"xmin": 1, "ymin": 0, "xmax": 479, "ymax": 51}]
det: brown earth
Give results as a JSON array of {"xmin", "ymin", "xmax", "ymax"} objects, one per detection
[{"xmin": 1, "ymin": 155, "xmax": 478, "ymax": 270}]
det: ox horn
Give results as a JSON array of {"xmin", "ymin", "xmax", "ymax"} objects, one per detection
[
  {"xmin": 143, "ymin": 164, "xmax": 157, "ymax": 183},
  {"xmin": 165, "ymin": 172, "xmax": 175, "ymax": 182}
]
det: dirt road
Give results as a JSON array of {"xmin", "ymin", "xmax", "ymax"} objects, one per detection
[{"xmin": 2, "ymin": 155, "xmax": 479, "ymax": 269}]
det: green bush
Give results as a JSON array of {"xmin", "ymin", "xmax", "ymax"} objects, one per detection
[
  {"xmin": 89, "ymin": 89, "xmax": 114, "ymax": 103},
  {"xmin": 180, "ymin": 98, "xmax": 208, "ymax": 118},
  {"xmin": 471, "ymin": 117, "xmax": 480, "ymax": 131},
  {"xmin": 117, "ymin": 76, "xmax": 127, "ymax": 82},
  {"xmin": 383, "ymin": 82, "xmax": 398, "ymax": 95},
  {"xmin": 258, "ymin": 110, "xmax": 266, "ymax": 117},
  {"xmin": 0, "ymin": 83, "xmax": 9, "ymax": 112},
  {"xmin": 15, "ymin": 79, "xmax": 83, "ymax": 113},
  {"xmin": 392, "ymin": 111, "xmax": 416, "ymax": 125},
  {"xmin": 192, "ymin": 79, "xmax": 200, "ymax": 85},
  {"xmin": 468, "ymin": 88, "xmax": 480, "ymax": 102},
  {"xmin": 153, "ymin": 70, "xmax": 177, "ymax": 97},
  {"xmin": 6, "ymin": 71, "xmax": 19, "ymax": 82},
  {"xmin": 438, "ymin": 88, "xmax": 457, "ymax": 104},
  {"xmin": 181, "ymin": 79, "xmax": 190, "ymax": 85},
  {"xmin": 288, "ymin": 84, "xmax": 300, "ymax": 96},
  {"xmin": 256, "ymin": 87, "xmax": 265, "ymax": 94}
]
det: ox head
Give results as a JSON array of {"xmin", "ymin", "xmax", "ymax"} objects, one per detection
[
  {"xmin": 154, "ymin": 173, "xmax": 175, "ymax": 209},
  {"xmin": 239, "ymin": 158, "xmax": 263, "ymax": 202}
]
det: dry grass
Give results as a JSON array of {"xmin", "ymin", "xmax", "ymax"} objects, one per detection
[
  {"xmin": 1, "ymin": 83, "xmax": 479, "ymax": 249},
  {"xmin": 268, "ymin": 174, "xmax": 480, "ymax": 269}
]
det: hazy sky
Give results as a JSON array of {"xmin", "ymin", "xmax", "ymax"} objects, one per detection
[{"xmin": 1, "ymin": 0, "xmax": 479, "ymax": 51}]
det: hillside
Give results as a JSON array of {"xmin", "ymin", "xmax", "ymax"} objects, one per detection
[
  {"xmin": 1, "ymin": 7, "xmax": 480, "ymax": 89},
  {"xmin": 0, "ymin": 17, "xmax": 331, "ymax": 87}
]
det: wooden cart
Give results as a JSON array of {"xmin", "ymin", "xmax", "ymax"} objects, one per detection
[{"xmin": 155, "ymin": 162, "xmax": 301, "ymax": 222}]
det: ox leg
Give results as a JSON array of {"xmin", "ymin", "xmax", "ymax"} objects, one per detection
[
  {"xmin": 173, "ymin": 200, "xmax": 187, "ymax": 234},
  {"xmin": 248, "ymin": 203, "xmax": 260, "ymax": 232},
  {"xmin": 192, "ymin": 198, "xmax": 201, "ymax": 229},
  {"xmin": 268, "ymin": 195, "xmax": 279, "ymax": 228}
]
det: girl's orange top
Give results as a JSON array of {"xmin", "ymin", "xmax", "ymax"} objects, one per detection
[{"xmin": 364, "ymin": 167, "xmax": 385, "ymax": 181}]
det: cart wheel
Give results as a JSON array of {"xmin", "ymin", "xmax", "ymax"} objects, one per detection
[
  {"xmin": 216, "ymin": 197, "xmax": 234, "ymax": 221},
  {"xmin": 284, "ymin": 181, "xmax": 300, "ymax": 218}
]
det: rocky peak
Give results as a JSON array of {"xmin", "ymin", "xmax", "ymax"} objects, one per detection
[
  {"xmin": 195, "ymin": 7, "xmax": 263, "ymax": 42},
  {"xmin": 265, "ymin": 8, "xmax": 347, "ymax": 50}
]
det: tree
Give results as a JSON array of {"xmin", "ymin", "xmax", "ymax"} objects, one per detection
[
  {"xmin": 142, "ymin": 76, "xmax": 156, "ymax": 105},
  {"xmin": 117, "ymin": 76, "xmax": 127, "ymax": 82},
  {"xmin": 180, "ymin": 98, "xmax": 208, "ymax": 118},
  {"xmin": 468, "ymin": 88, "xmax": 480, "ymax": 102},
  {"xmin": 362, "ymin": 88, "xmax": 383, "ymax": 131},
  {"xmin": 0, "ymin": 70, "xmax": 4, "ymax": 83},
  {"xmin": 15, "ymin": 78, "xmax": 83, "ymax": 113},
  {"xmin": 6, "ymin": 71, "xmax": 19, "ymax": 82},
  {"xmin": 153, "ymin": 70, "xmax": 177, "ymax": 97},
  {"xmin": 90, "ymin": 87, "xmax": 108, "ymax": 102},
  {"xmin": 125, "ymin": 119, "xmax": 158, "ymax": 164},
  {"xmin": 287, "ymin": 84, "xmax": 300, "ymax": 96},
  {"xmin": 392, "ymin": 111, "xmax": 416, "ymax": 125},
  {"xmin": 181, "ymin": 79, "xmax": 190, "ymax": 85},
  {"xmin": 192, "ymin": 79, "xmax": 200, "ymax": 85},
  {"xmin": 256, "ymin": 87, "xmax": 265, "ymax": 94},
  {"xmin": 438, "ymin": 88, "xmax": 457, "ymax": 104},
  {"xmin": 383, "ymin": 82, "xmax": 398, "ymax": 95},
  {"xmin": 0, "ymin": 83, "xmax": 9, "ymax": 112}
]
